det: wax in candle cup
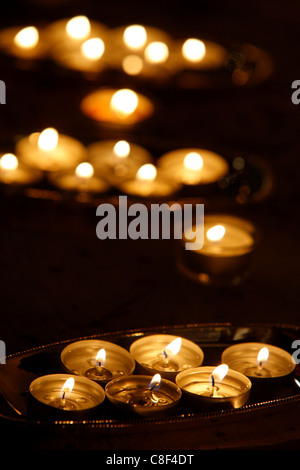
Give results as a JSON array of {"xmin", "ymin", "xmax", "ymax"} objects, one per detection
[
  {"xmin": 61, "ymin": 340, "xmax": 136, "ymax": 384},
  {"xmin": 105, "ymin": 374, "xmax": 181, "ymax": 416},
  {"xmin": 0, "ymin": 25, "xmax": 49, "ymax": 59},
  {"xmin": 87, "ymin": 139, "xmax": 153, "ymax": 185},
  {"xmin": 80, "ymin": 87, "xmax": 154, "ymax": 126},
  {"xmin": 177, "ymin": 214, "xmax": 257, "ymax": 286},
  {"xmin": 29, "ymin": 374, "xmax": 105, "ymax": 416},
  {"xmin": 130, "ymin": 334, "xmax": 204, "ymax": 381},
  {"xmin": 0, "ymin": 153, "xmax": 42, "ymax": 186},
  {"xmin": 176, "ymin": 366, "xmax": 252, "ymax": 410},
  {"xmin": 15, "ymin": 128, "xmax": 87, "ymax": 172},
  {"xmin": 221, "ymin": 343, "xmax": 296, "ymax": 382},
  {"xmin": 179, "ymin": 38, "xmax": 228, "ymax": 71}
]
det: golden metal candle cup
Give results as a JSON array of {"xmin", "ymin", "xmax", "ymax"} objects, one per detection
[
  {"xmin": 29, "ymin": 373, "xmax": 105, "ymax": 417},
  {"xmin": 176, "ymin": 366, "xmax": 252, "ymax": 410},
  {"xmin": 0, "ymin": 25, "xmax": 49, "ymax": 60},
  {"xmin": 130, "ymin": 334, "xmax": 204, "ymax": 381},
  {"xmin": 15, "ymin": 129, "xmax": 87, "ymax": 172},
  {"xmin": 177, "ymin": 214, "xmax": 257, "ymax": 286},
  {"xmin": 61, "ymin": 340, "xmax": 136, "ymax": 385},
  {"xmin": 87, "ymin": 139, "xmax": 153, "ymax": 185},
  {"xmin": 221, "ymin": 343, "xmax": 296, "ymax": 382},
  {"xmin": 0, "ymin": 153, "xmax": 42, "ymax": 186},
  {"xmin": 105, "ymin": 375, "xmax": 182, "ymax": 417},
  {"xmin": 179, "ymin": 38, "xmax": 228, "ymax": 71},
  {"xmin": 80, "ymin": 87, "xmax": 154, "ymax": 126}
]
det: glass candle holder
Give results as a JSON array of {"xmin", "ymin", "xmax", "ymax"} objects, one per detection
[
  {"xmin": 61, "ymin": 339, "xmax": 136, "ymax": 384},
  {"xmin": 29, "ymin": 374, "xmax": 105, "ymax": 415},
  {"xmin": 221, "ymin": 342, "xmax": 296, "ymax": 382},
  {"xmin": 129, "ymin": 334, "xmax": 204, "ymax": 381},
  {"xmin": 105, "ymin": 374, "xmax": 181, "ymax": 416},
  {"xmin": 177, "ymin": 214, "xmax": 257, "ymax": 286},
  {"xmin": 176, "ymin": 366, "xmax": 252, "ymax": 410},
  {"xmin": 179, "ymin": 38, "xmax": 228, "ymax": 71}
]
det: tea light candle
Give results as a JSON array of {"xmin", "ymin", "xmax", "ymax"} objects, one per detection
[
  {"xmin": 60, "ymin": 339, "xmax": 136, "ymax": 384},
  {"xmin": 87, "ymin": 139, "xmax": 153, "ymax": 184},
  {"xmin": 105, "ymin": 374, "xmax": 181, "ymax": 416},
  {"xmin": 0, "ymin": 25, "xmax": 48, "ymax": 59},
  {"xmin": 179, "ymin": 37, "xmax": 228, "ymax": 71},
  {"xmin": 221, "ymin": 343, "xmax": 296, "ymax": 380},
  {"xmin": 29, "ymin": 374, "xmax": 105, "ymax": 412},
  {"xmin": 130, "ymin": 334, "xmax": 204, "ymax": 380},
  {"xmin": 48, "ymin": 162, "xmax": 110, "ymax": 194},
  {"xmin": 16, "ymin": 127, "xmax": 87, "ymax": 172},
  {"xmin": 176, "ymin": 365, "xmax": 252, "ymax": 409},
  {"xmin": 178, "ymin": 214, "xmax": 257, "ymax": 286},
  {"xmin": 114, "ymin": 163, "xmax": 181, "ymax": 198},
  {"xmin": 0, "ymin": 153, "xmax": 42, "ymax": 185},
  {"xmin": 158, "ymin": 148, "xmax": 229, "ymax": 186},
  {"xmin": 80, "ymin": 87, "xmax": 154, "ymax": 126}
]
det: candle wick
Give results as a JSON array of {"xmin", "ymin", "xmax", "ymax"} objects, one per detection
[{"xmin": 210, "ymin": 374, "xmax": 215, "ymax": 397}]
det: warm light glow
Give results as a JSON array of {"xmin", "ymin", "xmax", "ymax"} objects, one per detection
[
  {"xmin": 210, "ymin": 364, "xmax": 228, "ymax": 383},
  {"xmin": 14, "ymin": 26, "xmax": 39, "ymax": 49},
  {"xmin": 60, "ymin": 377, "xmax": 75, "ymax": 399},
  {"xmin": 149, "ymin": 373, "xmax": 161, "ymax": 391},
  {"xmin": 113, "ymin": 140, "xmax": 130, "ymax": 158},
  {"xmin": 110, "ymin": 89, "xmax": 139, "ymax": 118},
  {"xmin": 0, "ymin": 153, "xmax": 19, "ymax": 171},
  {"xmin": 75, "ymin": 162, "xmax": 94, "ymax": 179},
  {"xmin": 95, "ymin": 348, "xmax": 106, "ymax": 367},
  {"xmin": 182, "ymin": 38, "xmax": 206, "ymax": 62},
  {"xmin": 123, "ymin": 25, "xmax": 147, "ymax": 50},
  {"xmin": 144, "ymin": 41, "xmax": 169, "ymax": 64},
  {"xmin": 66, "ymin": 16, "xmax": 91, "ymax": 40},
  {"xmin": 81, "ymin": 38, "xmax": 105, "ymax": 60},
  {"xmin": 163, "ymin": 338, "xmax": 182, "ymax": 357},
  {"xmin": 38, "ymin": 128, "xmax": 59, "ymax": 151},
  {"xmin": 136, "ymin": 163, "xmax": 157, "ymax": 182},
  {"xmin": 257, "ymin": 347, "xmax": 269, "ymax": 367},
  {"xmin": 183, "ymin": 152, "xmax": 203, "ymax": 171},
  {"xmin": 122, "ymin": 55, "xmax": 144, "ymax": 75},
  {"xmin": 206, "ymin": 225, "xmax": 226, "ymax": 242}
]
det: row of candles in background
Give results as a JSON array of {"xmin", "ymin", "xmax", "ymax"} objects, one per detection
[
  {"xmin": 29, "ymin": 334, "xmax": 297, "ymax": 417},
  {"xmin": 0, "ymin": 16, "xmax": 229, "ymax": 79}
]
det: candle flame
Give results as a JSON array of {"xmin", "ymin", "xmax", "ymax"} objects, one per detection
[
  {"xmin": 75, "ymin": 162, "xmax": 94, "ymax": 179},
  {"xmin": 95, "ymin": 348, "xmax": 106, "ymax": 367},
  {"xmin": 109, "ymin": 89, "xmax": 139, "ymax": 118},
  {"xmin": 0, "ymin": 153, "xmax": 19, "ymax": 171},
  {"xmin": 123, "ymin": 25, "xmax": 147, "ymax": 50},
  {"xmin": 113, "ymin": 140, "xmax": 130, "ymax": 158},
  {"xmin": 122, "ymin": 55, "xmax": 144, "ymax": 76},
  {"xmin": 81, "ymin": 38, "xmax": 105, "ymax": 60},
  {"xmin": 257, "ymin": 347, "xmax": 269, "ymax": 367},
  {"xmin": 149, "ymin": 373, "xmax": 161, "ymax": 391},
  {"xmin": 210, "ymin": 364, "xmax": 228, "ymax": 385},
  {"xmin": 206, "ymin": 225, "xmax": 226, "ymax": 242},
  {"xmin": 136, "ymin": 163, "xmax": 157, "ymax": 182},
  {"xmin": 60, "ymin": 377, "xmax": 75, "ymax": 399},
  {"xmin": 66, "ymin": 16, "xmax": 91, "ymax": 40},
  {"xmin": 14, "ymin": 26, "xmax": 39, "ymax": 49},
  {"xmin": 183, "ymin": 152, "xmax": 203, "ymax": 171},
  {"xmin": 144, "ymin": 41, "xmax": 169, "ymax": 64},
  {"xmin": 38, "ymin": 128, "xmax": 59, "ymax": 151},
  {"xmin": 163, "ymin": 338, "xmax": 182, "ymax": 358},
  {"xmin": 182, "ymin": 38, "xmax": 206, "ymax": 62}
]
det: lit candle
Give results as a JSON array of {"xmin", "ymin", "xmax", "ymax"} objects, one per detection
[
  {"xmin": 221, "ymin": 343, "xmax": 296, "ymax": 380},
  {"xmin": 158, "ymin": 148, "xmax": 229, "ymax": 186},
  {"xmin": 80, "ymin": 87, "xmax": 154, "ymax": 125},
  {"xmin": 105, "ymin": 374, "xmax": 181, "ymax": 416},
  {"xmin": 0, "ymin": 152, "xmax": 42, "ymax": 185},
  {"xmin": 180, "ymin": 37, "xmax": 227, "ymax": 70},
  {"xmin": 61, "ymin": 339, "xmax": 135, "ymax": 384},
  {"xmin": 130, "ymin": 334, "xmax": 204, "ymax": 380},
  {"xmin": 0, "ymin": 25, "xmax": 48, "ymax": 59},
  {"xmin": 15, "ymin": 127, "xmax": 87, "ymax": 172},
  {"xmin": 176, "ymin": 365, "xmax": 252, "ymax": 409},
  {"xmin": 178, "ymin": 214, "xmax": 257, "ymax": 286},
  {"xmin": 29, "ymin": 374, "xmax": 105, "ymax": 412}
]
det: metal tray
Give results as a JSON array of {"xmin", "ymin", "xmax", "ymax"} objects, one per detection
[{"xmin": 1, "ymin": 322, "xmax": 300, "ymax": 450}]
